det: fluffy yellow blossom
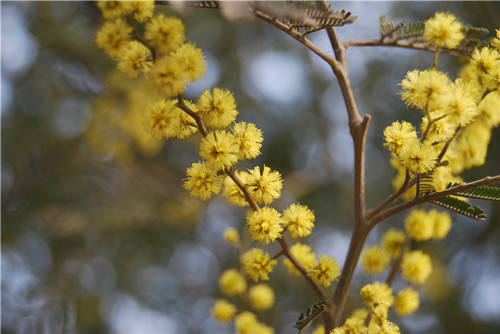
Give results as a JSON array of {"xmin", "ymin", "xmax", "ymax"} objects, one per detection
[
  {"xmin": 246, "ymin": 166, "xmax": 283, "ymax": 204},
  {"xmin": 171, "ymin": 43, "xmax": 206, "ymax": 83},
  {"xmin": 224, "ymin": 227, "xmax": 240, "ymax": 244},
  {"xmin": 420, "ymin": 114, "xmax": 454, "ymax": 144},
  {"xmin": 405, "ymin": 209, "xmax": 434, "ymax": 241},
  {"xmin": 476, "ymin": 91, "xmax": 500, "ymax": 128},
  {"xmin": 398, "ymin": 141, "xmax": 437, "ymax": 174},
  {"xmin": 118, "ymin": 41, "xmax": 152, "ymax": 78},
  {"xmin": 183, "ymin": 161, "xmax": 222, "ymax": 200},
  {"xmin": 232, "ymin": 122, "xmax": 263, "ymax": 159},
  {"xmin": 379, "ymin": 320, "xmax": 401, "ymax": 334},
  {"xmin": 219, "ymin": 268, "xmax": 247, "ymax": 296},
  {"xmin": 143, "ymin": 99, "xmax": 198, "ymax": 140},
  {"xmin": 394, "ymin": 287, "xmax": 420, "ymax": 315},
  {"xmin": 150, "ymin": 56, "xmax": 186, "ymax": 97},
  {"xmin": 431, "ymin": 209, "xmax": 452, "ymax": 239},
  {"xmin": 309, "ymin": 254, "xmax": 340, "ymax": 287},
  {"xmin": 211, "ymin": 299, "xmax": 237, "ymax": 323},
  {"xmin": 197, "ymin": 88, "xmax": 238, "ymax": 128},
  {"xmin": 360, "ymin": 282, "xmax": 394, "ymax": 309},
  {"xmin": 127, "ymin": 1, "xmax": 155, "ymax": 22},
  {"xmin": 223, "ymin": 171, "xmax": 251, "ymax": 206},
  {"xmin": 283, "ymin": 243, "xmax": 316, "ymax": 275},
  {"xmin": 381, "ymin": 228, "xmax": 406, "ymax": 259},
  {"xmin": 145, "ymin": 14, "xmax": 185, "ymax": 54},
  {"xmin": 361, "ymin": 244, "xmax": 391, "ymax": 275},
  {"xmin": 235, "ymin": 311, "xmax": 273, "ymax": 334},
  {"xmin": 96, "ymin": 19, "xmax": 132, "ymax": 58},
  {"xmin": 451, "ymin": 122, "xmax": 491, "ymax": 172},
  {"xmin": 282, "ymin": 203, "xmax": 315, "ymax": 238},
  {"xmin": 331, "ymin": 317, "xmax": 367, "ymax": 334},
  {"xmin": 400, "ymin": 69, "xmax": 452, "ymax": 111},
  {"xmin": 241, "ymin": 248, "xmax": 277, "ymax": 282},
  {"xmin": 401, "ymin": 250, "xmax": 433, "ymax": 284},
  {"xmin": 247, "ymin": 207, "xmax": 284, "ymax": 244},
  {"xmin": 469, "ymin": 47, "xmax": 500, "ymax": 91},
  {"xmin": 248, "ymin": 284, "xmax": 275, "ymax": 310},
  {"xmin": 442, "ymin": 79, "xmax": 477, "ymax": 127},
  {"xmin": 199, "ymin": 130, "xmax": 239, "ymax": 171},
  {"xmin": 424, "ymin": 12, "xmax": 464, "ymax": 48},
  {"xmin": 383, "ymin": 121, "xmax": 418, "ymax": 156},
  {"xmin": 97, "ymin": 1, "xmax": 129, "ymax": 19}
]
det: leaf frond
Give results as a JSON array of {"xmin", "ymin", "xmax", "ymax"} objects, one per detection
[
  {"xmin": 293, "ymin": 299, "xmax": 328, "ymax": 332},
  {"xmin": 446, "ymin": 183, "xmax": 500, "ymax": 202},
  {"xmin": 431, "ymin": 195, "xmax": 486, "ymax": 221}
]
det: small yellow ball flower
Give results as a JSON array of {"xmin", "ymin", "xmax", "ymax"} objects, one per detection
[
  {"xmin": 234, "ymin": 311, "xmax": 273, "ymax": 334},
  {"xmin": 400, "ymin": 69, "xmax": 452, "ymax": 111},
  {"xmin": 118, "ymin": 41, "xmax": 152, "ymax": 79},
  {"xmin": 333, "ymin": 317, "xmax": 367, "ymax": 334},
  {"xmin": 283, "ymin": 203, "xmax": 315, "ymax": 238},
  {"xmin": 424, "ymin": 12, "xmax": 464, "ymax": 49},
  {"xmin": 476, "ymin": 91, "xmax": 500, "ymax": 128},
  {"xmin": 361, "ymin": 244, "xmax": 391, "ymax": 275},
  {"xmin": 452, "ymin": 122, "xmax": 491, "ymax": 171},
  {"xmin": 97, "ymin": 1, "xmax": 130, "ymax": 20},
  {"xmin": 241, "ymin": 248, "xmax": 277, "ymax": 282},
  {"xmin": 223, "ymin": 171, "xmax": 251, "ymax": 207},
  {"xmin": 246, "ymin": 166, "xmax": 283, "ymax": 204},
  {"xmin": 383, "ymin": 121, "xmax": 418, "ymax": 156},
  {"xmin": 283, "ymin": 243, "xmax": 316, "ymax": 276},
  {"xmin": 127, "ymin": 1, "xmax": 155, "ymax": 22},
  {"xmin": 150, "ymin": 56, "xmax": 186, "ymax": 97},
  {"xmin": 401, "ymin": 250, "xmax": 433, "ymax": 284},
  {"xmin": 199, "ymin": 130, "xmax": 239, "ymax": 171},
  {"xmin": 171, "ymin": 43, "xmax": 206, "ymax": 83},
  {"xmin": 405, "ymin": 209, "xmax": 434, "ymax": 241},
  {"xmin": 145, "ymin": 14, "xmax": 185, "ymax": 54},
  {"xmin": 183, "ymin": 161, "xmax": 222, "ymax": 200},
  {"xmin": 379, "ymin": 320, "xmax": 401, "ymax": 334},
  {"xmin": 197, "ymin": 88, "xmax": 239, "ymax": 128},
  {"xmin": 394, "ymin": 287, "xmax": 420, "ymax": 315},
  {"xmin": 308, "ymin": 254, "xmax": 340, "ymax": 287},
  {"xmin": 469, "ymin": 47, "xmax": 500, "ymax": 91},
  {"xmin": 219, "ymin": 268, "xmax": 247, "ymax": 296},
  {"xmin": 247, "ymin": 207, "xmax": 283, "ymax": 244},
  {"xmin": 381, "ymin": 228, "xmax": 406, "ymax": 259},
  {"xmin": 96, "ymin": 19, "xmax": 132, "ymax": 58},
  {"xmin": 442, "ymin": 79, "xmax": 477, "ymax": 127},
  {"xmin": 431, "ymin": 210, "xmax": 452, "ymax": 239},
  {"xmin": 420, "ymin": 114, "xmax": 454, "ymax": 144},
  {"xmin": 398, "ymin": 141, "xmax": 437, "ymax": 174},
  {"xmin": 143, "ymin": 99, "xmax": 178, "ymax": 140},
  {"xmin": 232, "ymin": 122, "xmax": 263, "ymax": 159},
  {"xmin": 211, "ymin": 299, "xmax": 237, "ymax": 323},
  {"xmin": 224, "ymin": 227, "xmax": 240, "ymax": 244},
  {"xmin": 248, "ymin": 284, "xmax": 275, "ymax": 310},
  {"xmin": 360, "ymin": 281, "xmax": 394, "ymax": 309}
]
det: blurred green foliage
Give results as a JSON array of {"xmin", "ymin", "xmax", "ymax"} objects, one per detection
[{"xmin": 2, "ymin": 2, "xmax": 499, "ymax": 334}]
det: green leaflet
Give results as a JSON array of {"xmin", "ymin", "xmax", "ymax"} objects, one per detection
[
  {"xmin": 431, "ymin": 196, "xmax": 486, "ymax": 221},
  {"xmin": 448, "ymin": 183, "xmax": 500, "ymax": 202},
  {"xmin": 293, "ymin": 299, "xmax": 328, "ymax": 332}
]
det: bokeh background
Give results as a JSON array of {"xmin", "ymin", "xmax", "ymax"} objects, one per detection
[{"xmin": 2, "ymin": 1, "xmax": 500, "ymax": 333}]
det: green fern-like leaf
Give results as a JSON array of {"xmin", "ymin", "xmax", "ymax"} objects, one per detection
[
  {"xmin": 431, "ymin": 196, "xmax": 486, "ymax": 221},
  {"xmin": 418, "ymin": 172, "xmax": 436, "ymax": 197},
  {"xmin": 293, "ymin": 299, "xmax": 328, "ymax": 332},
  {"xmin": 454, "ymin": 186, "xmax": 500, "ymax": 202}
]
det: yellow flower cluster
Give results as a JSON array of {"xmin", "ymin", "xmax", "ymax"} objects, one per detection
[
  {"xmin": 234, "ymin": 311, "xmax": 274, "ymax": 334},
  {"xmin": 405, "ymin": 208, "xmax": 452, "ymax": 241},
  {"xmin": 358, "ymin": 282, "xmax": 400, "ymax": 330},
  {"xmin": 308, "ymin": 254, "xmax": 341, "ymax": 287}
]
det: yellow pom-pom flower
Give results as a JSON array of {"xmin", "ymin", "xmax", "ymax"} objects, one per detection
[
  {"xmin": 405, "ymin": 209, "xmax": 434, "ymax": 241},
  {"xmin": 211, "ymin": 299, "xmax": 237, "ymax": 323},
  {"xmin": 398, "ymin": 141, "xmax": 437, "ymax": 174},
  {"xmin": 247, "ymin": 207, "xmax": 283, "ymax": 244},
  {"xmin": 424, "ymin": 12, "xmax": 464, "ymax": 49},
  {"xmin": 246, "ymin": 166, "xmax": 283, "ymax": 204},
  {"xmin": 394, "ymin": 287, "xmax": 420, "ymax": 315},
  {"xmin": 97, "ymin": 1, "xmax": 130, "ymax": 20},
  {"xmin": 400, "ymin": 69, "xmax": 452, "ymax": 111},
  {"xmin": 171, "ymin": 43, "xmax": 206, "ymax": 83},
  {"xmin": 118, "ymin": 41, "xmax": 152, "ymax": 79},
  {"xmin": 96, "ymin": 19, "xmax": 132, "ymax": 58},
  {"xmin": 183, "ymin": 161, "xmax": 222, "ymax": 200},
  {"xmin": 199, "ymin": 130, "xmax": 239, "ymax": 171},
  {"xmin": 476, "ymin": 91, "xmax": 500, "ymax": 128},
  {"xmin": 469, "ymin": 47, "xmax": 500, "ymax": 91},
  {"xmin": 431, "ymin": 209, "xmax": 452, "ymax": 239},
  {"xmin": 332, "ymin": 317, "xmax": 367, "ymax": 334},
  {"xmin": 383, "ymin": 121, "xmax": 418, "ymax": 156},
  {"xmin": 241, "ymin": 248, "xmax": 277, "ymax": 282},
  {"xmin": 248, "ymin": 284, "xmax": 275, "ymax": 310},
  {"xmin": 452, "ymin": 122, "xmax": 491, "ymax": 171},
  {"xmin": 232, "ymin": 122, "xmax": 263, "ymax": 159},
  {"xmin": 234, "ymin": 311, "xmax": 273, "ymax": 334},
  {"xmin": 143, "ymin": 99, "xmax": 178, "ymax": 140},
  {"xmin": 442, "ymin": 79, "xmax": 477, "ymax": 127},
  {"xmin": 420, "ymin": 114, "xmax": 454, "ymax": 144},
  {"xmin": 283, "ymin": 243, "xmax": 316, "ymax": 275},
  {"xmin": 224, "ymin": 227, "xmax": 240, "ymax": 244},
  {"xmin": 127, "ymin": 1, "xmax": 155, "ymax": 22},
  {"xmin": 360, "ymin": 282, "xmax": 394, "ymax": 309},
  {"xmin": 223, "ymin": 171, "xmax": 251, "ymax": 206},
  {"xmin": 308, "ymin": 254, "xmax": 340, "ymax": 287},
  {"xmin": 361, "ymin": 244, "xmax": 391, "ymax": 275},
  {"xmin": 381, "ymin": 228, "xmax": 406, "ymax": 259},
  {"xmin": 197, "ymin": 88, "xmax": 239, "ymax": 128},
  {"xmin": 282, "ymin": 203, "xmax": 315, "ymax": 238},
  {"xmin": 219, "ymin": 268, "xmax": 247, "ymax": 296},
  {"xmin": 379, "ymin": 320, "xmax": 401, "ymax": 334},
  {"xmin": 145, "ymin": 14, "xmax": 185, "ymax": 54},
  {"xmin": 150, "ymin": 56, "xmax": 186, "ymax": 97},
  {"xmin": 401, "ymin": 250, "xmax": 433, "ymax": 284}
]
